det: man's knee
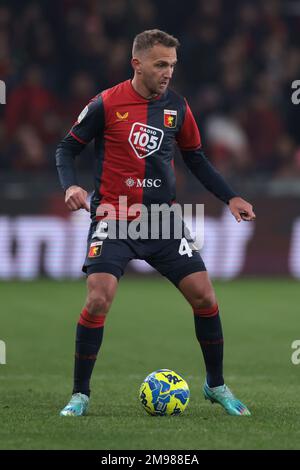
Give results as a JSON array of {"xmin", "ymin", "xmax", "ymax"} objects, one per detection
[
  {"xmin": 178, "ymin": 272, "xmax": 217, "ymax": 310},
  {"xmin": 192, "ymin": 295, "xmax": 217, "ymax": 309},
  {"xmin": 86, "ymin": 293, "xmax": 112, "ymax": 316},
  {"xmin": 191, "ymin": 289, "xmax": 217, "ymax": 310},
  {"xmin": 85, "ymin": 273, "xmax": 117, "ymax": 316}
]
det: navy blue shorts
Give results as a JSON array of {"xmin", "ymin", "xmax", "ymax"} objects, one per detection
[{"xmin": 82, "ymin": 218, "xmax": 206, "ymax": 287}]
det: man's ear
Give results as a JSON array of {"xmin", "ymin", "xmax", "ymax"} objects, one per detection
[{"xmin": 131, "ymin": 57, "xmax": 142, "ymax": 74}]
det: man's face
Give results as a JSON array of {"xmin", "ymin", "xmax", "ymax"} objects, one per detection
[{"xmin": 134, "ymin": 44, "xmax": 177, "ymax": 95}]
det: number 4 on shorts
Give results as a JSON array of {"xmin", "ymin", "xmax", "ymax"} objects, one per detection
[{"xmin": 178, "ymin": 238, "xmax": 193, "ymax": 257}]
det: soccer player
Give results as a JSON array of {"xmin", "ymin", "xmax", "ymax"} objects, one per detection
[{"xmin": 56, "ymin": 29, "xmax": 255, "ymax": 417}]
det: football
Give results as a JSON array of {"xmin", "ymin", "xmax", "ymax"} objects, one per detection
[{"xmin": 139, "ymin": 369, "xmax": 190, "ymax": 416}]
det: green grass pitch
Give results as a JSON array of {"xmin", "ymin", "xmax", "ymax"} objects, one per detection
[{"xmin": 0, "ymin": 277, "xmax": 300, "ymax": 450}]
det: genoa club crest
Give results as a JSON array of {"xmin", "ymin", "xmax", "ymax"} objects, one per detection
[
  {"xmin": 88, "ymin": 241, "xmax": 103, "ymax": 258},
  {"xmin": 164, "ymin": 109, "xmax": 177, "ymax": 128}
]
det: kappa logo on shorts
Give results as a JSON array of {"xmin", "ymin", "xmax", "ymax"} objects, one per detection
[
  {"xmin": 88, "ymin": 241, "xmax": 103, "ymax": 258},
  {"xmin": 128, "ymin": 122, "xmax": 164, "ymax": 159}
]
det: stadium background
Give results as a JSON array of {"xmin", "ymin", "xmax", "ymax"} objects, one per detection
[{"xmin": 1, "ymin": 0, "xmax": 300, "ymax": 451}]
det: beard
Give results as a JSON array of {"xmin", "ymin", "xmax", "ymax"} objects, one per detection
[{"xmin": 145, "ymin": 78, "xmax": 165, "ymax": 97}]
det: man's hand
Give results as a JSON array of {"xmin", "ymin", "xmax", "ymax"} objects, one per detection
[
  {"xmin": 65, "ymin": 185, "xmax": 90, "ymax": 212},
  {"xmin": 229, "ymin": 196, "xmax": 255, "ymax": 223}
]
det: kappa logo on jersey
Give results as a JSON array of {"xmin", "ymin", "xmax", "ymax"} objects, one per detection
[
  {"xmin": 77, "ymin": 105, "xmax": 89, "ymax": 123},
  {"xmin": 88, "ymin": 241, "xmax": 103, "ymax": 258},
  {"xmin": 164, "ymin": 109, "xmax": 177, "ymax": 128},
  {"xmin": 125, "ymin": 177, "xmax": 162, "ymax": 188},
  {"xmin": 116, "ymin": 111, "xmax": 129, "ymax": 121},
  {"xmin": 128, "ymin": 122, "xmax": 164, "ymax": 159}
]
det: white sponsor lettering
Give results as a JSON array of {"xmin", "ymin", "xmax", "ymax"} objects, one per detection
[
  {"xmin": 125, "ymin": 178, "xmax": 162, "ymax": 188},
  {"xmin": 136, "ymin": 179, "xmax": 162, "ymax": 188}
]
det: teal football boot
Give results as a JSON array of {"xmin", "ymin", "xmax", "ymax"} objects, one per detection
[
  {"xmin": 203, "ymin": 382, "xmax": 251, "ymax": 416},
  {"xmin": 60, "ymin": 393, "xmax": 89, "ymax": 416}
]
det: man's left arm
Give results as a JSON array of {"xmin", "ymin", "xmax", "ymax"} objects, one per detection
[{"xmin": 177, "ymin": 100, "xmax": 256, "ymax": 223}]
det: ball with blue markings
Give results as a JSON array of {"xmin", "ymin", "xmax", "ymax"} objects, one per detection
[{"xmin": 139, "ymin": 369, "xmax": 190, "ymax": 416}]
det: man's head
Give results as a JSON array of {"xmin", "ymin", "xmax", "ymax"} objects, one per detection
[{"xmin": 131, "ymin": 29, "xmax": 180, "ymax": 97}]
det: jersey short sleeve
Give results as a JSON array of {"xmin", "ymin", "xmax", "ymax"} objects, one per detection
[
  {"xmin": 70, "ymin": 95, "xmax": 104, "ymax": 145},
  {"xmin": 176, "ymin": 99, "xmax": 202, "ymax": 151}
]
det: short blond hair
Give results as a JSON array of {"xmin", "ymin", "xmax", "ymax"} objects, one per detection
[{"xmin": 132, "ymin": 29, "xmax": 180, "ymax": 56}]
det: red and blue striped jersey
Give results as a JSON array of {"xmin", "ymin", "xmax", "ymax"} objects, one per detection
[
  {"xmin": 69, "ymin": 80, "xmax": 200, "ymax": 218},
  {"xmin": 56, "ymin": 79, "xmax": 237, "ymax": 219}
]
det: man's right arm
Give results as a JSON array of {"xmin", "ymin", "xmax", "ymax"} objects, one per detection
[
  {"xmin": 55, "ymin": 94, "xmax": 104, "ymax": 210},
  {"xmin": 56, "ymin": 134, "xmax": 85, "ymax": 192}
]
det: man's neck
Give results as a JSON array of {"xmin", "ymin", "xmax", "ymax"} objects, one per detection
[{"xmin": 131, "ymin": 76, "xmax": 158, "ymax": 100}]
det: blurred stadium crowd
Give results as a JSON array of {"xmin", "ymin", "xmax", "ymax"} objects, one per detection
[{"xmin": 0, "ymin": 0, "xmax": 300, "ymax": 182}]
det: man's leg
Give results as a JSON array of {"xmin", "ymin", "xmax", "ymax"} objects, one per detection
[
  {"xmin": 178, "ymin": 271, "xmax": 250, "ymax": 416},
  {"xmin": 60, "ymin": 273, "xmax": 118, "ymax": 416},
  {"xmin": 178, "ymin": 271, "xmax": 224, "ymax": 388}
]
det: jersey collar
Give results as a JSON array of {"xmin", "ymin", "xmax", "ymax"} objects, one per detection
[{"xmin": 127, "ymin": 79, "xmax": 165, "ymax": 102}]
